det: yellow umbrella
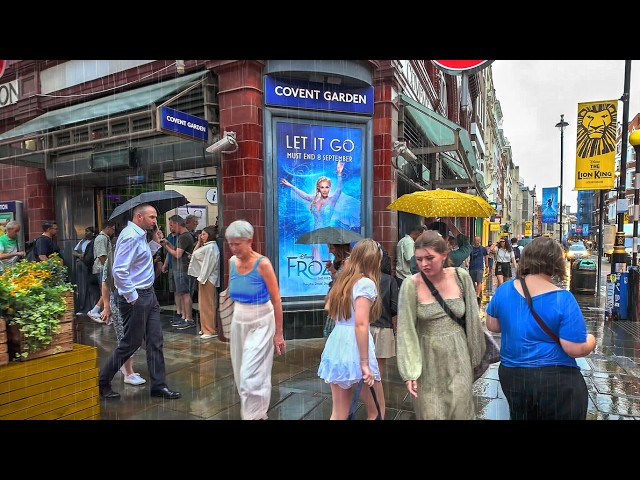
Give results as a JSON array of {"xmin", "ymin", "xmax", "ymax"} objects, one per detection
[{"xmin": 387, "ymin": 189, "xmax": 496, "ymax": 218}]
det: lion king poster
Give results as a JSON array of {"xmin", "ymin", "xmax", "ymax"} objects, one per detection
[{"xmin": 574, "ymin": 99, "xmax": 617, "ymax": 190}]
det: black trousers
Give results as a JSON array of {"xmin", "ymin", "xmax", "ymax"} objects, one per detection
[
  {"xmin": 498, "ymin": 363, "xmax": 589, "ymax": 420},
  {"xmin": 98, "ymin": 288, "xmax": 167, "ymax": 391}
]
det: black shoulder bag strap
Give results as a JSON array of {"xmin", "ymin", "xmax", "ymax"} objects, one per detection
[
  {"xmin": 519, "ymin": 277, "xmax": 560, "ymax": 343},
  {"xmin": 420, "ymin": 269, "xmax": 466, "ymax": 332}
]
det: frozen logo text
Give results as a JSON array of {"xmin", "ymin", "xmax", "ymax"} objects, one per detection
[{"xmin": 285, "ymin": 256, "xmax": 330, "ymax": 278}]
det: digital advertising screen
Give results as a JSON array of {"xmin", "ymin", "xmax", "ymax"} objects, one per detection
[{"xmin": 276, "ymin": 121, "xmax": 363, "ymax": 297}]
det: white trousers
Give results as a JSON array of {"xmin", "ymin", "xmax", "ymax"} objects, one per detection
[{"xmin": 230, "ymin": 300, "xmax": 275, "ymax": 420}]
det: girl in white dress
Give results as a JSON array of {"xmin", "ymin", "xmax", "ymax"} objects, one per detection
[{"xmin": 317, "ymin": 239, "xmax": 383, "ymax": 420}]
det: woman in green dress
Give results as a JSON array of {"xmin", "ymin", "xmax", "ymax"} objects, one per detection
[{"xmin": 396, "ymin": 230, "xmax": 485, "ymax": 420}]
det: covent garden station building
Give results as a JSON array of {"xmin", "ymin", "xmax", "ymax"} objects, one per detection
[{"xmin": 0, "ymin": 59, "xmax": 487, "ymax": 338}]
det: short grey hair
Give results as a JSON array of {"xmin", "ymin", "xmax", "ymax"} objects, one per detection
[
  {"xmin": 4, "ymin": 220, "xmax": 19, "ymax": 230},
  {"xmin": 225, "ymin": 220, "xmax": 253, "ymax": 240}
]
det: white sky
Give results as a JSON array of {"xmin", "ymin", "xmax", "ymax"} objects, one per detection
[{"xmin": 491, "ymin": 60, "xmax": 640, "ymax": 212}]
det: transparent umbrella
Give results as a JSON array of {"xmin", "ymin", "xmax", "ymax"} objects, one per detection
[{"xmin": 296, "ymin": 226, "xmax": 365, "ymax": 245}]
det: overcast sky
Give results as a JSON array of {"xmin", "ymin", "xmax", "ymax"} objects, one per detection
[{"xmin": 491, "ymin": 60, "xmax": 640, "ymax": 212}]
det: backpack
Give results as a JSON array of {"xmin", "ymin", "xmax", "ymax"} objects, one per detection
[
  {"xmin": 24, "ymin": 239, "xmax": 37, "ymax": 261},
  {"xmin": 82, "ymin": 239, "xmax": 95, "ymax": 268},
  {"xmin": 513, "ymin": 245, "xmax": 521, "ymax": 261}
]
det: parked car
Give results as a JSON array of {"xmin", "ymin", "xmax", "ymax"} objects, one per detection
[{"xmin": 566, "ymin": 244, "xmax": 590, "ymax": 261}]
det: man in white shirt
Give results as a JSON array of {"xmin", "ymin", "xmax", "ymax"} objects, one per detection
[
  {"xmin": 395, "ymin": 224, "xmax": 425, "ymax": 287},
  {"xmin": 98, "ymin": 203, "xmax": 181, "ymax": 400}
]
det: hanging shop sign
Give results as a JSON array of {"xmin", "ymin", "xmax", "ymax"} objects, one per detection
[{"xmin": 156, "ymin": 106, "xmax": 208, "ymax": 142}]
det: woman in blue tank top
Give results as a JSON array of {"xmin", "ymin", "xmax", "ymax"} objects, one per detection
[{"xmin": 225, "ymin": 220, "xmax": 285, "ymax": 420}]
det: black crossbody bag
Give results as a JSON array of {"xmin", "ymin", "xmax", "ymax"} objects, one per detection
[
  {"xmin": 420, "ymin": 270, "xmax": 465, "ymax": 330},
  {"xmin": 419, "ymin": 269, "xmax": 500, "ymax": 382},
  {"xmin": 519, "ymin": 277, "xmax": 560, "ymax": 343}
]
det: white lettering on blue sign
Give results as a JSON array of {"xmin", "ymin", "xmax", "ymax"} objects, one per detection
[
  {"xmin": 273, "ymin": 84, "xmax": 367, "ymax": 105},
  {"xmin": 274, "ymin": 85, "xmax": 321, "ymax": 100},
  {"xmin": 164, "ymin": 115, "xmax": 206, "ymax": 132}
]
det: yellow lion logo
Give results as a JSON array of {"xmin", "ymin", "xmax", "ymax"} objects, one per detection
[{"xmin": 576, "ymin": 103, "xmax": 617, "ymax": 158}]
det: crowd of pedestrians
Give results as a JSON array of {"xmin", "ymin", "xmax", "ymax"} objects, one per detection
[{"xmin": 6, "ymin": 206, "xmax": 592, "ymax": 421}]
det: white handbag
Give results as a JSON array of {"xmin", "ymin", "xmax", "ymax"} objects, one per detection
[{"xmin": 218, "ymin": 288, "xmax": 234, "ymax": 342}]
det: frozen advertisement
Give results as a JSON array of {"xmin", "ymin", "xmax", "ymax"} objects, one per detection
[
  {"xmin": 277, "ymin": 122, "xmax": 363, "ymax": 297},
  {"xmin": 582, "ymin": 224, "xmax": 589, "ymax": 236},
  {"xmin": 541, "ymin": 187, "xmax": 559, "ymax": 224}
]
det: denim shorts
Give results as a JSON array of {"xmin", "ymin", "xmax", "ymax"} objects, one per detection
[
  {"xmin": 469, "ymin": 269, "xmax": 484, "ymax": 283},
  {"xmin": 172, "ymin": 269, "xmax": 194, "ymax": 294}
]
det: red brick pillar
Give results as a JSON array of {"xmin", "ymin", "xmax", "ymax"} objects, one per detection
[
  {"xmin": 0, "ymin": 164, "xmax": 54, "ymax": 241},
  {"xmin": 212, "ymin": 61, "xmax": 265, "ymax": 281},
  {"xmin": 373, "ymin": 62, "xmax": 401, "ymax": 272}
]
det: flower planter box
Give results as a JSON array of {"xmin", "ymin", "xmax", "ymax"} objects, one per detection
[
  {"xmin": 0, "ymin": 318, "xmax": 8, "ymax": 367},
  {"xmin": 6, "ymin": 291, "xmax": 74, "ymax": 362},
  {"xmin": 0, "ymin": 343, "xmax": 99, "ymax": 420}
]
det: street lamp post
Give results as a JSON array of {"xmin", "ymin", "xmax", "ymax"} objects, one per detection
[
  {"xmin": 629, "ymin": 131, "xmax": 640, "ymax": 266},
  {"xmin": 612, "ymin": 61, "xmax": 632, "ymax": 275},
  {"xmin": 556, "ymin": 114, "xmax": 569, "ymax": 242}
]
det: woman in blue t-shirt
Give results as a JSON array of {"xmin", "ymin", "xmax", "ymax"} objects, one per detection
[{"xmin": 485, "ymin": 236, "xmax": 596, "ymax": 420}]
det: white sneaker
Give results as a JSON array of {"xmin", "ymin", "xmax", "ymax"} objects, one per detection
[
  {"xmin": 200, "ymin": 333, "xmax": 217, "ymax": 340},
  {"xmin": 124, "ymin": 373, "xmax": 146, "ymax": 385},
  {"xmin": 87, "ymin": 311, "xmax": 104, "ymax": 323}
]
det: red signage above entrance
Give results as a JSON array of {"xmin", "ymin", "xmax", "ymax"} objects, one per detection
[
  {"xmin": 0, "ymin": 60, "xmax": 6, "ymax": 79},
  {"xmin": 431, "ymin": 60, "xmax": 494, "ymax": 75}
]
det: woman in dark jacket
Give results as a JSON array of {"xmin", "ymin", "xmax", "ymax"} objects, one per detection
[
  {"xmin": 323, "ymin": 243, "xmax": 352, "ymax": 337},
  {"xmin": 361, "ymin": 242, "xmax": 399, "ymax": 418}
]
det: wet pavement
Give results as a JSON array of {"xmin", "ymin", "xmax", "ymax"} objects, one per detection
[{"xmin": 75, "ymin": 255, "xmax": 640, "ymax": 420}]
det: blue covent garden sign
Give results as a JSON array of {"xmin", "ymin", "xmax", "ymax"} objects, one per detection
[
  {"xmin": 264, "ymin": 76, "xmax": 374, "ymax": 115},
  {"xmin": 157, "ymin": 106, "xmax": 208, "ymax": 142}
]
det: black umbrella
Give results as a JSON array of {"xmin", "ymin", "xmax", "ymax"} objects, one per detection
[
  {"xmin": 108, "ymin": 190, "xmax": 190, "ymax": 224},
  {"xmin": 296, "ymin": 226, "xmax": 365, "ymax": 245}
]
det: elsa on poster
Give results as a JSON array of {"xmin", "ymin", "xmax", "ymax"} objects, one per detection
[{"xmin": 281, "ymin": 161, "xmax": 346, "ymax": 264}]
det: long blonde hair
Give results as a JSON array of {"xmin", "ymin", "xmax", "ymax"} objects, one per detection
[
  {"xmin": 325, "ymin": 239, "xmax": 382, "ymax": 322},
  {"xmin": 310, "ymin": 176, "xmax": 330, "ymax": 212}
]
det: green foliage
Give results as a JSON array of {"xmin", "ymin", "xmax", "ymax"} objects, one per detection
[{"xmin": 0, "ymin": 254, "xmax": 74, "ymax": 359}]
